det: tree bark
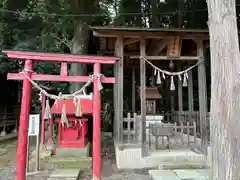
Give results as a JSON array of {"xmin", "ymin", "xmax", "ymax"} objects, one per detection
[
  {"xmin": 70, "ymin": 21, "xmax": 89, "ymax": 92},
  {"xmin": 206, "ymin": 0, "xmax": 240, "ymax": 179}
]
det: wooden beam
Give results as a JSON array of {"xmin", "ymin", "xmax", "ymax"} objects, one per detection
[
  {"xmin": 197, "ymin": 40, "xmax": 208, "ymax": 154},
  {"xmin": 115, "ymin": 36, "xmax": 124, "ymax": 143},
  {"xmin": 130, "ymin": 56, "xmax": 199, "ymax": 60},
  {"xmin": 7, "ymin": 73, "xmax": 115, "ymax": 83},
  {"xmin": 124, "ymin": 39, "xmax": 139, "ymax": 46},
  {"xmin": 140, "ymin": 37, "xmax": 146, "ymax": 156},
  {"xmin": 93, "ymin": 31, "xmax": 209, "ymax": 40}
]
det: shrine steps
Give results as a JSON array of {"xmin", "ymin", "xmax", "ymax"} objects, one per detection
[{"xmin": 47, "ymin": 156, "xmax": 92, "ymax": 169}]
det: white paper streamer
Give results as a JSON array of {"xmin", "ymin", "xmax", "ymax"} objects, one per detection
[
  {"xmin": 170, "ymin": 76, "xmax": 175, "ymax": 91},
  {"xmin": 162, "ymin": 73, "xmax": 166, "ymax": 79},
  {"xmin": 178, "ymin": 75, "xmax": 182, "ymax": 81},
  {"xmin": 183, "ymin": 72, "xmax": 188, "ymax": 87},
  {"xmin": 156, "ymin": 71, "xmax": 161, "ymax": 84}
]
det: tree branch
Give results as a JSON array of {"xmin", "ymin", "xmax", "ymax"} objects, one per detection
[{"xmin": 50, "ymin": 33, "xmax": 72, "ymax": 51}]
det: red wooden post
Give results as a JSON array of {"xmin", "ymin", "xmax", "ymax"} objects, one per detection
[
  {"xmin": 93, "ymin": 63, "xmax": 101, "ymax": 180},
  {"xmin": 49, "ymin": 117, "xmax": 53, "ymax": 145},
  {"xmin": 16, "ymin": 60, "xmax": 33, "ymax": 180},
  {"xmin": 41, "ymin": 94, "xmax": 46, "ymax": 145}
]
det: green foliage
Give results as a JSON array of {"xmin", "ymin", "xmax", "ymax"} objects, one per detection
[{"xmin": 0, "ymin": 0, "xmax": 219, "ymax": 133}]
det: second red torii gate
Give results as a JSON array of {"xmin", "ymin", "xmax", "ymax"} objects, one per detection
[{"xmin": 4, "ymin": 50, "xmax": 119, "ymax": 180}]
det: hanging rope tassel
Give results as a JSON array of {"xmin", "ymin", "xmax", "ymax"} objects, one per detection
[
  {"xmin": 44, "ymin": 99, "xmax": 52, "ymax": 119},
  {"xmin": 154, "ymin": 68, "xmax": 157, "ymax": 76},
  {"xmin": 98, "ymin": 78, "xmax": 103, "ymax": 91},
  {"xmin": 38, "ymin": 92, "xmax": 42, "ymax": 102},
  {"xmin": 178, "ymin": 75, "xmax": 182, "ymax": 81},
  {"xmin": 75, "ymin": 98, "xmax": 82, "ymax": 117},
  {"xmin": 183, "ymin": 72, "xmax": 188, "ymax": 87},
  {"xmin": 162, "ymin": 72, "xmax": 166, "ymax": 79},
  {"xmin": 170, "ymin": 76, "xmax": 175, "ymax": 91},
  {"xmin": 156, "ymin": 71, "xmax": 161, "ymax": 84},
  {"xmin": 61, "ymin": 104, "xmax": 68, "ymax": 127}
]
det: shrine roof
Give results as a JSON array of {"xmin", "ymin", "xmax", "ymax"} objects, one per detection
[
  {"xmin": 90, "ymin": 26, "xmax": 209, "ymax": 39},
  {"xmin": 51, "ymin": 99, "xmax": 93, "ymax": 115}
]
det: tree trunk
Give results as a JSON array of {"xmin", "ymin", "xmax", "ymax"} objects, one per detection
[
  {"xmin": 206, "ymin": 0, "xmax": 240, "ymax": 179},
  {"xmin": 70, "ymin": 21, "xmax": 89, "ymax": 92},
  {"xmin": 150, "ymin": 0, "xmax": 158, "ymax": 27},
  {"xmin": 177, "ymin": 0, "xmax": 183, "ymax": 27}
]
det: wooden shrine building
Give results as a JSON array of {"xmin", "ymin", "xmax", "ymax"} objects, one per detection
[{"xmin": 90, "ymin": 26, "xmax": 210, "ymax": 158}]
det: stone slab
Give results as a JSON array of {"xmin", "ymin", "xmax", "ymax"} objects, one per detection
[
  {"xmin": 174, "ymin": 169, "xmax": 209, "ymax": 180},
  {"xmin": 158, "ymin": 161, "xmax": 207, "ymax": 170},
  {"xmin": 49, "ymin": 169, "xmax": 80, "ymax": 178},
  {"xmin": 47, "ymin": 178, "xmax": 76, "ymax": 180},
  {"xmin": 148, "ymin": 170, "xmax": 180, "ymax": 180},
  {"xmin": 195, "ymin": 169, "xmax": 209, "ymax": 179}
]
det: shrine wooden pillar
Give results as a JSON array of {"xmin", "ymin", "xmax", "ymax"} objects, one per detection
[
  {"xmin": 140, "ymin": 37, "xmax": 146, "ymax": 156},
  {"xmin": 114, "ymin": 36, "xmax": 124, "ymax": 143},
  {"xmin": 197, "ymin": 40, "xmax": 208, "ymax": 154},
  {"xmin": 17, "ymin": 60, "xmax": 33, "ymax": 180},
  {"xmin": 132, "ymin": 59, "xmax": 136, "ymax": 112},
  {"xmin": 188, "ymin": 69, "xmax": 194, "ymax": 121},
  {"xmin": 178, "ymin": 68, "xmax": 183, "ymax": 122}
]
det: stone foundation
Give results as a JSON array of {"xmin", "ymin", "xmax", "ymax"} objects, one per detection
[{"xmin": 115, "ymin": 141, "xmax": 206, "ymax": 169}]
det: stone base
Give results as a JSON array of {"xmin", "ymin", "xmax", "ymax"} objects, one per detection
[
  {"xmin": 0, "ymin": 131, "xmax": 6, "ymax": 137},
  {"xmin": 55, "ymin": 143, "xmax": 90, "ymax": 158}
]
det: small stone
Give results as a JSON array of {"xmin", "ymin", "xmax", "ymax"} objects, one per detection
[{"xmin": 0, "ymin": 148, "xmax": 7, "ymax": 156}]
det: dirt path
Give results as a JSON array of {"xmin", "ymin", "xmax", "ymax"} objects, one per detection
[{"xmin": 0, "ymin": 138, "xmax": 153, "ymax": 180}]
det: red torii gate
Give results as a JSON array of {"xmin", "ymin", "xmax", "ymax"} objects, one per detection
[{"xmin": 4, "ymin": 50, "xmax": 119, "ymax": 180}]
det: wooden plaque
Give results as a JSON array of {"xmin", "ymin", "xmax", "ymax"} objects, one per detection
[{"xmin": 167, "ymin": 36, "xmax": 182, "ymax": 58}]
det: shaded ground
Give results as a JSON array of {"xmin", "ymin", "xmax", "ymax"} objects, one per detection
[{"xmin": 0, "ymin": 137, "xmax": 153, "ymax": 180}]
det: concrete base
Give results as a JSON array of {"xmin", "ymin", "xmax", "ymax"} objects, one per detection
[{"xmin": 115, "ymin": 141, "xmax": 206, "ymax": 169}]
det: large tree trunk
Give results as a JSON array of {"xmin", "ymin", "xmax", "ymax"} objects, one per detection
[
  {"xmin": 206, "ymin": 0, "xmax": 240, "ymax": 179},
  {"xmin": 70, "ymin": 21, "xmax": 89, "ymax": 92}
]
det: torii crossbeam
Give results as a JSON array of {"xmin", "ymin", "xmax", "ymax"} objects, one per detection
[{"xmin": 4, "ymin": 50, "xmax": 119, "ymax": 180}]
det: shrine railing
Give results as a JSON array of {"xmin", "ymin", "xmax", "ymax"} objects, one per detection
[{"xmin": 115, "ymin": 111, "xmax": 209, "ymax": 150}]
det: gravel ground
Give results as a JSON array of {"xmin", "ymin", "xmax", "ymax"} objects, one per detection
[{"xmin": 0, "ymin": 138, "xmax": 153, "ymax": 180}]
